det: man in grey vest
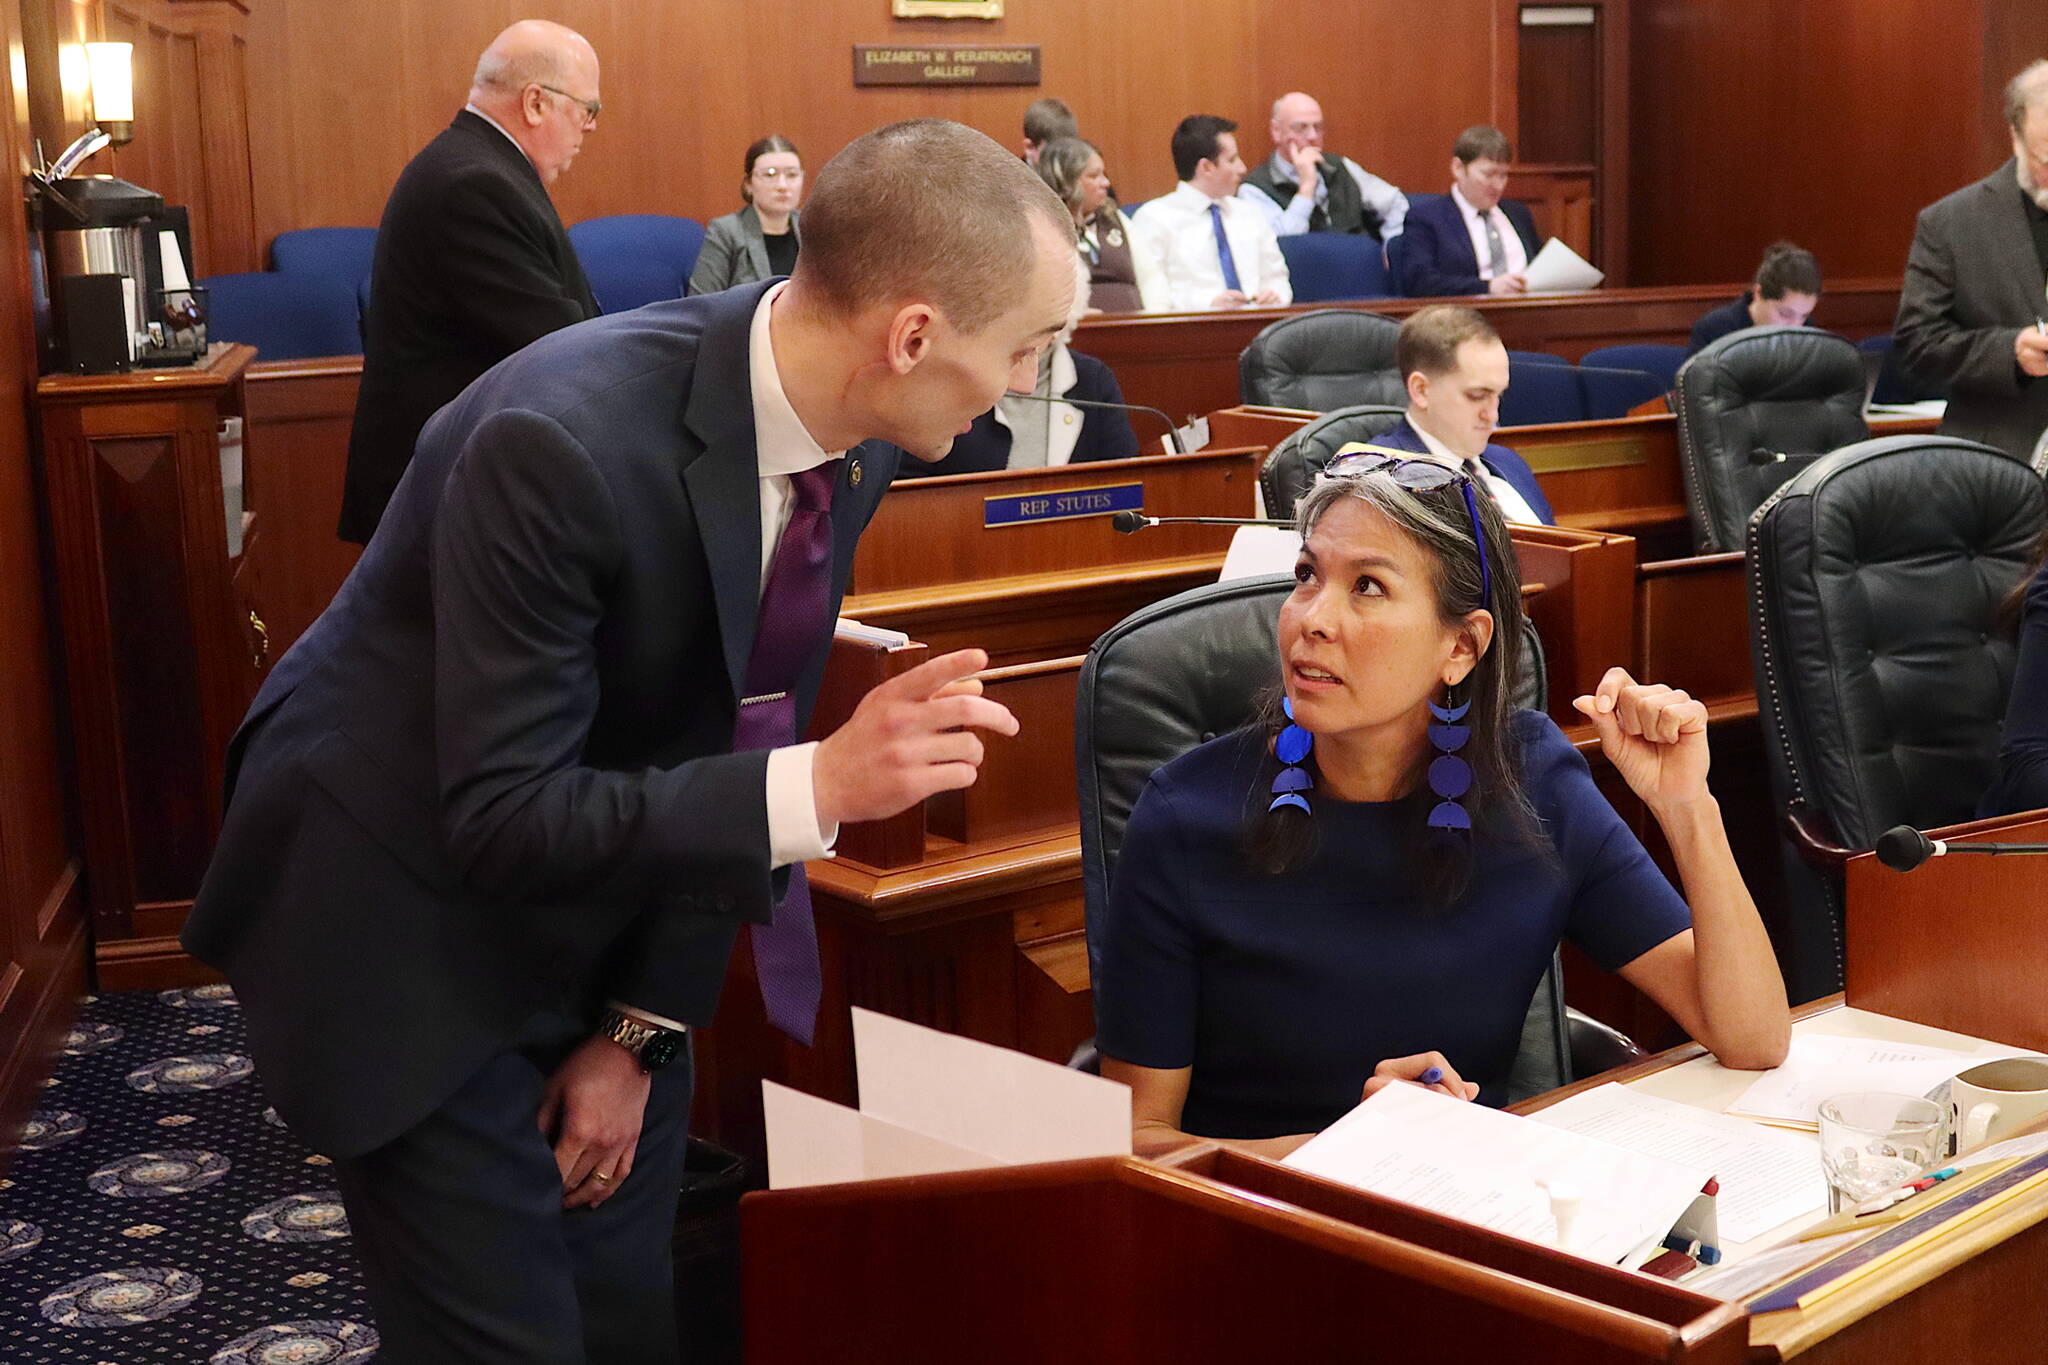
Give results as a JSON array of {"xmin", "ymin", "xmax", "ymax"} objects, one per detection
[{"xmin": 1238, "ymin": 91, "xmax": 1408, "ymax": 242}]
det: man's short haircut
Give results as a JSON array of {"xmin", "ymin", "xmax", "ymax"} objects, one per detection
[
  {"xmin": 1023, "ymin": 97, "xmax": 1078, "ymax": 146},
  {"xmin": 2007, "ymin": 59, "xmax": 2048, "ymax": 133},
  {"xmin": 793, "ymin": 119, "xmax": 1073, "ymax": 334},
  {"xmin": 1172, "ymin": 114, "xmax": 1237, "ymax": 182},
  {"xmin": 1452, "ymin": 125, "xmax": 1513, "ymax": 165},
  {"xmin": 1754, "ymin": 241, "xmax": 1823, "ymax": 299},
  {"xmin": 1397, "ymin": 305, "xmax": 1501, "ymax": 381}
]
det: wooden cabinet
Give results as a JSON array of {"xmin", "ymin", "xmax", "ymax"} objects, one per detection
[{"xmin": 33, "ymin": 344, "xmax": 263, "ymax": 989}]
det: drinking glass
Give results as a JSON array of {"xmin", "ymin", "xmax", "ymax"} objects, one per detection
[{"xmin": 1817, "ymin": 1091, "xmax": 1948, "ymax": 1214}]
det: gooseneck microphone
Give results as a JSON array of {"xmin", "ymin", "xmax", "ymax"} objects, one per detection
[
  {"xmin": 1111, "ymin": 510, "xmax": 1296, "ymax": 534},
  {"xmin": 1003, "ymin": 392, "xmax": 1188, "ymax": 455},
  {"xmin": 1874, "ymin": 824, "xmax": 2048, "ymax": 873}
]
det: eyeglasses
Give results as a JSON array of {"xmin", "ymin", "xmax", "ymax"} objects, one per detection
[
  {"xmin": 537, "ymin": 84, "xmax": 601, "ymax": 127},
  {"xmin": 752, "ymin": 167, "xmax": 803, "ymax": 182},
  {"xmin": 1320, "ymin": 446, "xmax": 1493, "ymax": 609}
]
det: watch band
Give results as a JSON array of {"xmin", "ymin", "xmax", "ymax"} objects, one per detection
[{"xmin": 599, "ymin": 1009, "xmax": 687, "ymax": 1072}]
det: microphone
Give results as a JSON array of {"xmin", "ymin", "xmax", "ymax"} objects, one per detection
[
  {"xmin": 1874, "ymin": 825, "xmax": 2048, "ymax": 872},
  {"xmin": 1003, "ymin": 392, "xmax": 1188, "ymax": 455},
  {"xmin": 1111, "ymin": 510, "xmax": 1295, "ymax": 534},
  {"xmin": 1748, "ymin": 448, "xmax": 1789, "ymax": 466}
]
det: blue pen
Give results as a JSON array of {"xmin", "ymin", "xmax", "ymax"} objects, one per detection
[{"xmin": 1417, "ymin": 1066, "xmax": 1444, "ymax": 1087}]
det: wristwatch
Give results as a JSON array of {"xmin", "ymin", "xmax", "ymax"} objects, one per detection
[{"xmin": 598, "ymin": 1009, "xmax": 687, "ymax": 1072}]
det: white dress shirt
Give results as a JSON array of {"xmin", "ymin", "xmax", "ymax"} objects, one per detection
[
  {"xmin": 1409, "ymin": 417, "xmax": 1544, "ymax": 527},
  {"xmin": 1238, "ymin": 153, "xmax": 1409, "ymax": 240},
  {"xmin": 1128, "ymin": 182, "xmax": 1293, "ymax": 311},
  {"xmin": 616, "ymin": 283, "xmax": 841, "ymax": 1035},
  {"xmin": 1451, "ymin": 185, "xmax": 1529, "ymax": 282}
]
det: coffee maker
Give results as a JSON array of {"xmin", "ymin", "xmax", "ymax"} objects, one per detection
[{"xmin": 36, "ymin": 162, "xmax": 205, "ymax": 374}]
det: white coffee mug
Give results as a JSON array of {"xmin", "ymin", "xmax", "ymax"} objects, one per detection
[{"xmin": 1952, "ymin": 1057, "xmax": 2048, "ymax": 1151}]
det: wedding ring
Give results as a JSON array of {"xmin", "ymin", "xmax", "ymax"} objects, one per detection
[{"xmin": 591, "ymin": 1170, "xmax": 613, "ymax": 1185}]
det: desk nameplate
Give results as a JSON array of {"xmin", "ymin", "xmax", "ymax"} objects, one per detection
[
  {"xmin": 1520, "ymin": 434, "xmax": 1653, "ymax": 475},
  {"xmin": 983, "ymin": 482, "xmax": 1142, "ymax": 529}
]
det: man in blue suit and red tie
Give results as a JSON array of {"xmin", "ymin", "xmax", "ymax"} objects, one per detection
[
  {"xmin": 182, "ymin": 121, "xmax": 1081, "ymax": 1364},
  {"xmin": 1396, "ymin": 125, "xmax": 1543, "ymax": 298},
  {"xmin": 1348, "ymin": 306, "xmax": 1554, "ymax": 526}
]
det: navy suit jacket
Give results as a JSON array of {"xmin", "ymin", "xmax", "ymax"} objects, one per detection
[
  {"xmin": 184, "ymin": 283, "xmax": 901, "ymax": 1158},
  {"xmin": 1369, "ymin": 416, "xmax": 1554, "ymax": 524},
  {"xmin": 1396, "ymin": 192, "xmax": 1541, "ymax": 298}
]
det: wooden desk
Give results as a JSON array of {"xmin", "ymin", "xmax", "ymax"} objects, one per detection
[{"xmin": 1077, "ymin": 278, "xmax": 1904, "ymax": 427}]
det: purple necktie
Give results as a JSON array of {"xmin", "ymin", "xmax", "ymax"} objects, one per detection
[{"xmin": 737, "ymin": 461, "xmax": 837, "ymax": 1044}]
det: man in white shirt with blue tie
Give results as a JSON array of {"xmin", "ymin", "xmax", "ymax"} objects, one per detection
[{"xmin": 1129, "ymin": 114, "xmax": 1292, "ymax": 311}]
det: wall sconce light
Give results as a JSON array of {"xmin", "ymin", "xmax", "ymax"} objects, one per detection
[{"xmin": 86, "ymin": 42, "xmax": 134, "ymax": 146}]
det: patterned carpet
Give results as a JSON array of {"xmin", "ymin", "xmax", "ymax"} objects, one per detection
[{"xmin": 0, "ymin": 987, "xmax": 381, "ymax": 1363}]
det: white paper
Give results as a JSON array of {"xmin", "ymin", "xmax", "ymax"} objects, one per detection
[
  {"xmin": 1682, "ymin": 1229, "xmax": 1870, "ymax": 1303},
  {"xmin": 1217, "ymin": 524, "xmax": 1301, "ymax": 582},
  {"xmin": 158, "ymin": 230, "xmax": 191, "ymax": 291},
  {"xmin": 1521, "ymin": 237, "xmax": 1605, "ymax": 293},
  {"xmin": 1532, "ymin": 1083, "xmax": 1826, "ymax": 1242},
  {"xmin": 1948, "ymin": 1126, "xmax": 2048, "ymax": 1172},
  {"xmin": 761, "ymin": 1082, "xmax": 1000, "ymax": 1189},
  {"xmin": 1726, "ymin": 1034, "xmax": 2013, "ymax": 1129},
  {"xmin": 1284, "ymin": 1083, "xmax": 1709, "ymax": 1265},
  {"xmin": 850, "ymin": 1007, "xmax": 1130, "ymax": 1166},
  {"xmin": 1169, "ymin": 415, "xmax": 1210, "ymax": 454},
  {"xmin": 833, "ymin": 617, "xmax": 911, "ymax": 648}
]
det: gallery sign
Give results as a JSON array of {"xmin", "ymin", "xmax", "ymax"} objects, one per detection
[{"xmin": 853, "ymin": 44, "xmax": 1041, "ymax": 86}]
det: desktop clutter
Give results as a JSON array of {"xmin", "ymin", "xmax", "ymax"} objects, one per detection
[{"xmin": 763, "ymin": 1008, "xmax": 2048, "ymax": 1315}]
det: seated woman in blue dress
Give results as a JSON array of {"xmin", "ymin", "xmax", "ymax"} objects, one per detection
[
  {"xmin": 1093, "ymin": 453, "xmax": 1791, "ymax": 1157},
  {"xmin": 1984, "ymin": 538, "xmax": 2048, "ymax": 817}
]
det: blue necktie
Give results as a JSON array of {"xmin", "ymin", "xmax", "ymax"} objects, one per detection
[
  {"xmin": 736, "ymin": 462, "xmax": 837, "ymax": 1045},
  {"xmin": 1209, "ymin": 203, "xmax": 1243, "ymax": 293}
]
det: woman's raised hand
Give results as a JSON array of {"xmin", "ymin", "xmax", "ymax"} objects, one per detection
[{"xmin": 1571, "ymin": 666, "xmax": 1711, "ymax": 813}]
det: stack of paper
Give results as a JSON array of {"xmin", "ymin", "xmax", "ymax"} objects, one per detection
[
  {"xmin": 762, "ymin": 1008, "xmax": 1131, "ymax": 1189},
  {"xmin": 1284, "ymin": 1083, "xmax": 1709, "ymax": 1264},
  {"xmin": 1522, "ymin": 238, "xmax": 1605, "ymax": 293},
  {"xmin": 1531, "ymin": 1084, "xmax": 1825, "ymax": 1243},
  {"xmin": 1725, "ymin": 1034, "xmax": 2023, "ymax": 1129}
]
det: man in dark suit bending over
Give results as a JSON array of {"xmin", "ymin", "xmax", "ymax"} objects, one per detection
[
  {"xmin": 184, "ymin": 121, "xmax": 1079, "ymax": 1363},
  {"xmin": 338, "ymin": 20, "xmax": 603, "ymax": 544},
  {"xmin": 1396, "ymin": 125, "xmax": 1542, "ymax": 298},
  {"xmin": 1357, "ymin": 305, "xmax": 1554, "ymax": 525}
]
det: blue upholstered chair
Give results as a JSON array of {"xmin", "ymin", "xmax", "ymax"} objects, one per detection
[
  {"xmin": 1276, "ymin": 234, "xmax": 1391, "ymax": 302},
  {"xmin": 1576, "ymin": 364, "xmax": 1669, "ymax": 419},
  {"xmin": 1508, "ymin": 349, "xmax": 1569, "ymax": 367},
  {"xmin": 1499, "ymin": 357, "xmax": 1584, "ymax": 427},
  {"xmin": 1583, "ymin": 343, "xmax": 1686, "ymax": 392},
  {"xmin": 269, "ymin": 227, "xmax": 378, "ymax": 286},
  {"xmin": 200, "ymin": 273, "xmax": 364, "ymax": 360},
  {"xmin": 567, "ymin": 214, "xmax": 705, "ymax": 313}
]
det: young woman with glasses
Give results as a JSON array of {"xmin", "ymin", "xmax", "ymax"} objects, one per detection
[
  {"xmin": 1093, "ymin": 452, "xmax": 1791, "ymax": 1157},
  {"xmin": 688, "ymin": 135, "xmax": 803, "ymax": 295}
]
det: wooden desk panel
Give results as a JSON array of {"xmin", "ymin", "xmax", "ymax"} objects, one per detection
[
  {"xmin": 1077, "ymin": 279, "xmax": 1904, "ymax": 424},
  {"xmin": 1636, "ymin": 552, "xmax": 1752, "ymax": 712},
  {"xmin": 243, "ymin": 357, "xmax": 363, "ymax": 659}
]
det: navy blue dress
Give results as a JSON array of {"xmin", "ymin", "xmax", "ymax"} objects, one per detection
[
  {"xmin": 1094, "ymin": 710, "xmax": 1692, "ymax": 1140},
  {"xmin": 1983, "ymin": 558, "xmax": 2048, "ymax": 817}
]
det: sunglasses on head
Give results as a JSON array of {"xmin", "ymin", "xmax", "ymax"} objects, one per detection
[{"xmin": 1318, "ymin": 445, "xmax": 1493, "ymax": 611}]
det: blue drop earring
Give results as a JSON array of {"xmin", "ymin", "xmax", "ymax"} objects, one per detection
[
  {"xmin": 1271, "ymin": 696, "xmax": 1314, "ymax": 815},
  {"xmin": 1426, "ymin": 685, "xmax": 1473, "ymax": 834}
]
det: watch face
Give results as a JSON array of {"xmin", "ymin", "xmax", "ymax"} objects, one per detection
[{"xmin": 640, "ymin": 1031, "xmax": 686, "ymax": 1071}]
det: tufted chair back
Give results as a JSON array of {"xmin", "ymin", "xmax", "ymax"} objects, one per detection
[
  {"xmin": 1238, "ymin": 310, "xmax": 1405, "ymax": 411},
  {"xmin": 1675, "ymin": 326, "xmax": 1869, "ymax": 552},
  {"xmin": 1748, "ymin": 435, "xmax": 2044, "ymax": 999},
  {"xmin": 1259, "ymin": 404, "xmax": 1409, "ymax": 520},
  {"xmin": 1075, "ymin": 575, "xmax": 1593, "ymax": 1099}
]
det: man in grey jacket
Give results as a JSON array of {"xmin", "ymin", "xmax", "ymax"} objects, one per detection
[{"xmin": 1895, "ymin": 59, "xmax": 2048, "ymax": 460}]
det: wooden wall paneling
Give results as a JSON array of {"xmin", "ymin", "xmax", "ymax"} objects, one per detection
[
  {"xmin": 242, "ymin": 359, "xmax": 361, "ymax": 656},
  {"xmin": 1629, "ymin": 0, "xmax": 1990, "ymax": 286},
  {"xmin": 1, "ymin": 0, "xmax": 90, "ymax": 1172},
  {"xmin": 103, "ymin": 0, "xmax": 259, "ymax": 276},
  {"xmin": 1518, "ymin": 12, "xmax": 1598, "ymax": 165},
  {"xmin": 1982, "ymin": 1, "xmax": 2048, "ymax": 170},
  {"xmin": 239, "ymin": 0, "xmax": 1515, "ymax": 253}
]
